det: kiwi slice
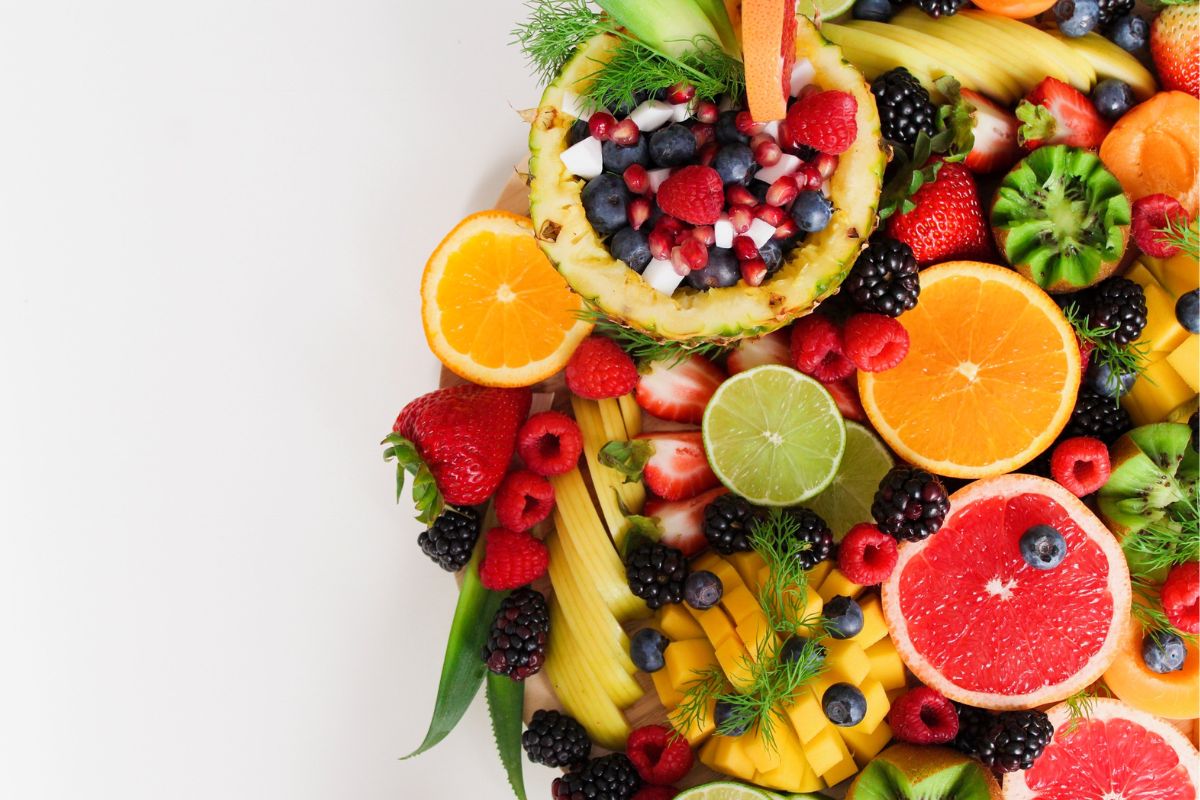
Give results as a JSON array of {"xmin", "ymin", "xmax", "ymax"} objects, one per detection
[
  {"xmin": 990, "ymin": 144, "xmax": 1131, "ymax": 293},
  {"xmin": 846, "ymin": 744, "xmax": 1001, "ymax": 800},
  {"xmin": 1098, "ymin": 422, "xmax": 1198, "ymax": 582}
]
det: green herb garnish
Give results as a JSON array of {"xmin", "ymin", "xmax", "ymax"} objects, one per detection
[
  {"xmin": 751, "ymin": 509, "xmax": 824, "ymax": 637},
  {"xmin": 579, "ymin": 307, "xmax": 733, "ymax": 364},
  {"xmin": 1063, "ymin": 301, "xmax": 1152, "ymax": 396},
  {"xmin": 1132, "ymin": 575, "xmax": 1198, "ymax": 644},
  {"xmin": 1154, "ymin": 213, "xmax": 1200, "ymax": 260},
  {"xmin": 1061, "ymin": 685, "xmax": 1111, "ymax": 737}
]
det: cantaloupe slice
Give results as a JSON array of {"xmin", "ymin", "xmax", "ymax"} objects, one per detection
[{"xmin": 743, "ymin": 0, "xmax": 796, "ymax": 121}]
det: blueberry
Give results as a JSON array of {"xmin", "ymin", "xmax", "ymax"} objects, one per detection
[
  {"xmin": 759, "ymin": 238, "xmax": 785, "ymax": 275},
  {"xmin": 611, "ymin": 227, "xmax": 651, "ymax": 272},
  {"xmin": 749, "ymin": 179, "xmax": 771, "ymax": 203},
  {"xmin": 581, "ymin": 174, "xmax": 630, "ymax": 237},
  {"xmin": 648, "ymin": 123, "xmax": 696, "ymax": 167},
  {"xmin": 629, "ymin": 627, "xmax": 669, "ymax": 673},
  {"xmin": 824, "ymin": 595, "xmax": 864, "ymax": 640},
  {"xmin": 567, "ymin": 117, "xmax": 591, "ymax": 146},
  {"xmin": 712, "ymin": 143, "xmax": 756, "ymax": 186},
  {"xmin": 715, "ymin": 110, "xmax": 749, "ymax": 145},
  {"xmin": 1086, "ymin": 360, "xmax": 1136, "ymax": 399},
  {"xmin": 1107, "ymin": 13, "xmax": 1148, "ymax": 52},
  {"xmin": 714, "ymin": 699, "xmax": 749, "ymax": 736},
  {"xmin": 685, "ymin": 247, "xmax": 740, "ymax": 290},
  {"xmin": 1091, "ymin": 78, "xmax": 1136, "ymax": 120},
  {"xmin": 791, "ymin": 190, "xmax": 833, "ymax": 233},
  {"xmin": 822, "ymin": 683, "xmax": 868, "ymax": 727},
  {"xmin": 1177, "ymin": 290, "xmax": 1199, "ymax": 334},
  {"xmin": 684, "ymin": 570, "xmax": 724, "ymax": 610},
  {"xmin": 1020, "ymin": 524, "xmax": 1067, "ymax": 570},
  {"xmin": 1055, "ymin": 0, "xmax": 1099, "ymax": 37},
  {"xmin": 1142, "ymin": 631, "xmax": 1187, "ymax": 674},
  {"xmin": 601, "ymin": 138, "xmax": 650, "ymax": 173},
  {"xmin": 853, "ymin": 0, "xmax": 897, "ymax": 21},
  {"xmin": 779, "ymin": 636, "xmax": 827, "ymax": 666}
]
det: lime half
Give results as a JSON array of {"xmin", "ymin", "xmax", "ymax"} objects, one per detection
[
  {"xmin": 702, "ymin": 365, "xmax": 845, "ymax": 506},
  {"xmin": 807, "ymin": 421, "xmax": 894, "ymax": 542},
  {"xmin": 675, "ymin": 782, "xmax": 774, "ymax": 800},
  {"xmin": 796, "ymin": 0, "xmax": 854, "ymax": 22}
]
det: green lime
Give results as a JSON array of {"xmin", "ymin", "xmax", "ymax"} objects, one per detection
[
  {"xmin": 796, "ymin": 0, "xmax": 854, "ymax": 22},
  {"xmin": 807, "ymin": 420, "xmax": 894, "ymax": 542},
  {"xmin": 702, "ymin": 365, "xmax": 845, "ymax": 506},
  {"xmin": 674, "ymin": 782, "xmax": 774, "ymax": 800}
]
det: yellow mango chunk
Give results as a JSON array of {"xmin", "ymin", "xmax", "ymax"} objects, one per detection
[
  {"xmin": 737, "ymin": 613, "xmax": 778, "ymax": 663},
  {"xmin": 1125, "ymin": 358, "xmax": 1196, "ymax": 424},
  {"xmin": 753, "ymin": 720, "xmax": 821, "ymax": 793},
  {"xmin": 839, "ymin": 718, "xmax": 894, "ymax": 766},
  {"xmin": 668, "ymin": 697, "xmax": 715, "ymax": 745},
  {"xmin": 785, "ymin": 689, "xmax": 829, "ymax": 744},
  {"xmin": 651, "ymin": 666, "xmax": 684, "ymax": 709},
  {"xmin": 1128, "ymin": 263, "xmax": 1189, "ymax": 354},
  {"xmin": 700, "ymin": 736, "xmax": 752, "ymax": 781},
  {"xmin": 659, "ymin": 604, "xmax": 705, "ymax": 641},
  {"xmin": 1142, "ymin": 253, "xmax": 1200, "ymax": 298},
  {"xmin": 692, "ymin": 552, "xmax": 745, "ymax": 594},
  {"xmin": 855, "ymin": 678, "xmax": 891, "ymax": 735},
  {"xmin": 824, "ymin": 639, "xmax": 872, "ymax": 686},
  {"xmin": 721, "ymin": 584, "xmax": 762, "ymax": 625},
  {"xmin": 803, "ymin": 725, "xmax": 852, "ymax": 777},
  {"xmin": 865, "ymin": 638, "xmax": 908, "ymax": 691},
  {"xmin": 807, "ymin": 561, "xmax": 835, "ymax": 588},
  {"xmin": 689, "ymin": 603, "xmax": 739, "ymax": 648},
  {"xmin": 818, "ymin": 568, "xmax": 864, "ymax": 602},
  {"xmin": 821, "ymin": 748, "xmax": 859, "ymax": 786},
  {"xmin": 715, "ymin": 636, "xmax": 756, "ymax": 691},
  {"xmin": 849, "ymin": 593, "xmax": 887, "ymax": 647},
  {"xmin": 742, "ymin": 725, "xmax": 782, "ymax": 774},
  {"xmin": 1168, "ymin": 335, "xmax": 1199, "ymax": 393},
  {"xmin": 665, "ymin": 639, "xmax": 717, "ymax": 693},
  {"xmin": 728, "ymin": 550, "xmax": 768, "ymax": 591}
]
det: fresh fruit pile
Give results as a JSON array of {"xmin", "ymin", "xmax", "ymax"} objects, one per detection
[{"xmin": 387, "ymin": 0, "xmax": 1199, "ymax": 798}]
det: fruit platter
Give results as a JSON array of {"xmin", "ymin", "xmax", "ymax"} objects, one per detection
[{"xmin": 387, "ymin": 0, "xmax": 1199, "ymax": 797}]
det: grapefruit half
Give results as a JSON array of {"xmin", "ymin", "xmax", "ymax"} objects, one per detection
[
  {"xmin": 1004, "ymin": 698, "xmax": 1199, "ymax": 799},
  {"xmin": 882, "ymin": 474, "xmax": 1131, "ymax": 710},
  {"xmin": 743, "ymin": 0, "xmax": 797, "ymax": 122}
]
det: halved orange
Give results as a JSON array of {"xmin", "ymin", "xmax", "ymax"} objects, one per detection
[
  {"xmin": 421, "ymin": 211, "xmax": 592, "ymax": 387},
  {"xmin": 859, "ymin": 261, "xmax": 1080, "ymax": 478}
]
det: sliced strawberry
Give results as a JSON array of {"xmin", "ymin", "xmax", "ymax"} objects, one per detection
[
  {"xmin": 960, "ymin": 88, "xmax": 1020, "ymax": 174},
  {"xmin": 825, "ymin": 375, "xmax": 866, "ymax": 422},
  {"xmin": 1016, "ymin": 77, "xmax": 1110, "ymax": 151},
  {"xmin": 600, "ymin": 431, "xmax": 718, "ymax": 501},
  {"xmin": 635, "ymin": 354, "xmax": 726, "ymax": 424},
  {"xmin": 726, "ymin": 330, "xmax": 790, "ymax": 375},
  {"xmin": 643, "ymin": 486, "xmax": 728, "ymax": 556}
]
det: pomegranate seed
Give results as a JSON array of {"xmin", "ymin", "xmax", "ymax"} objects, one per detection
[
  {"xmin": 588, "ymin": 112, "xmax": 617, "ymax": 142},
  {"xmin": 691, "ymin": 123, "xmax": 715, "ymax": 148},
  {"xmin": 754, "ymin": 140, "xmax": 783, "ymax": 167},
  {"xmin": 674, "ymin": 227, "xmax": 695, "ymax": 246},
  {"xmin": 777, "ymin": 120, "xmax": 794, "ymax": 149},
  {"xmin": 667, "ymin": 81, "xmax": 696, "ymax": 104},
  {"xmin": 695, "ymin": 100, "xmax": 719, "ymax": 124},
  {"xmin": 628, "ymin": 196, "xmax": 651, "ymax": 230},
  {"xmin": 733, "ymin": 235, "xmax": 760, "ymax": 262},
  {"xmin": 697, "ymin": 141, "xmax": 719, "ymax": 166},
  {"xmin": 735, "ymin": 111, "xmax": 764, "ymax": 136},
  {"xmin": 766, "ymin": 176, "xmax": 799, "ymax": 207},
  {"xmin": 680, "ymin": 238, "xmax": 709, "ymax": 270},
  {"xmin": 796, "ymin": 163, "xmax": 822, "ymax": 190},
  {"xmin": 657, "ymin": 216, "xmax": 684, "ymax": 235},
  {"xmin": 623, "ymin": 164, "xmax": 650, "ymax": 194},
  {"xmin": 754, "ymin": 205, "xmax": 788, "ymax": 226},
  {"xmin": 726, "ymin": 185, "xmax": 757, "ymax": 207},
  {"xmin": 669, "ymin": 246, "xmax": 692, "ymax": 276},
  {"xmin": 612, "ymin": 118, "xmax": 640, "ymax": 145},
  {"xmin": 817, "ymin": 153, "xmax": 839, "ymax": 178},
  {"xmin": 773, "ymin": 218, "xmax": 799, "ymax": 240},
  {"xmin": 741, "ymin": 257, "xmax": 768, "ymax": 287},
  {"xmin": 691, "ymin": 225, "xmax": 715, "ymax": 246},
  {"xmin": 648, "ymin": 228, "xmax": 672, "ymax": 260},
  {"xmin": 750, "ymin": 133, "xmax": 774, "ymax": 149},
  {"xmin": 728, "ymin": 206, "xmax": 754, "ymax": 234}
]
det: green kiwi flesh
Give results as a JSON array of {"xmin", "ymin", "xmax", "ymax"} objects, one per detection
[{"xmin": 846, "ymin": 744, "xmax": 1001, "ymax": 800}]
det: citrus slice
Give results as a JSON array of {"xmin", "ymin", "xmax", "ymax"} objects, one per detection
[
  {"xmin": 1003, "ymin": 698, "xmax": 1200, "ymax": 800},
  {"xmin": 796, "ymin": 0, "xmax": 855, "ymax": 20},
  {"xmin": 742, "ymin": 0, "xmax": 797, "ymax": 122},
  {"xmin": 421, "ymin": 210, "xmax": 592, "ymax": 387},
  {"xmin": 806, "ymin": 421, "xmax": 894, "ymax": 542},
  {"xmin": 882, "ymin": 474, "xmax": 1132, "ymax": 710},
  {"xmin": 675, "ymin": 782, "xmax": 774, "ymax": 800},
  {"xmin": 859, "ymin": 261, "xmax": 1080, "ymax": 479},
  {"xmin": 1103, "ymin": 604, "xmax": 1200, "ymax": 720},
  {"xmin": 702, "ymin": 364, "xmax": 845, "ymax": 506}
]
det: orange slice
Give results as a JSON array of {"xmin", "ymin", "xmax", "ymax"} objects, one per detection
[
  {"xmin": 859, "ymin": 261, "xmax": 1080, "ymax": 478},
  {"xmin": 421, "ymin": 211, "xmax": 591, "ymax": 387},
  {"xmin": 743, "ymin": 0, "xmax": 796, "ymax": 122}
]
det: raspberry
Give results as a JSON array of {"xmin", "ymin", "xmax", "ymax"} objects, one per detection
[
  {"xmin": 478, "ymin": 527, "xmax": 548, "ymax": 590},
  {"xmin": 566, "ymin": 336, "xmax": 639, "ymax": 399},
  {"xmin": 789, "ymin": 314, "xmax": 855, "ymax": 383},
  {"xmin": 656, "ymin": 165, "xmax": 724, "ymax": 225},
  {"xmin": 1131, "ymin": 194, "xmax": 1190, "ymax": 258},
  {"xmin": 625, "ymin": 725, "xmax": 694, "ymax": 785},
  {"xmin": 1162, "ymin": 562, "xmax": 1200, "ymax": 634},
  {"xmin": 786, "ymin": 90, "xmax": 859, "ymax": 155},
  {"xmin": 838, "ymin": 523, "xmax": 899, "ymax": 585},
  {"xmin": 632, "ymin": 788, "xmax": 678, "ymax": 800},
  {"xmin": 495, "ymin": 469, "xmax": 555, "ymax": 532},
  {"xmin": 517, "ymin": 411, "xmax": 583, "ymax": 476},
  {"xmin": 843, "ymin": 313, "xmax": 910, "ymax": 372},
  {"xmin": 887, "ymin": 687, "xmax": 960, "ymax": 745},
  {"xmin": 1050, "ymin": 436, "xmax": 1111, "ymax": 497}
]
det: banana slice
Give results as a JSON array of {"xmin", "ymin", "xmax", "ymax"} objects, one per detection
[
  {"xmin": 822, "ymin": 24, "xmax": 940, "ymax": 91},
  {"xmin": 1050, "ymin": 31, "xmax": 1157, "ymax": 99},
  {"xmin": 844, "ymin": 20, "xmax": 1003, "ymax": 101},
  {"xmin": 959, "ymin": 10, "xmax": 1096, "ymax": 90}
]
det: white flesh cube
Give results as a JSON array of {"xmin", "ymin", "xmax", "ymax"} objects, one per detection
[
  {"xmin": 789, "ymin": 59, "xmax": 815, "ymax": 97},
  {"xmin": 561, "ymin": 90, "xmax": 593, "ymax": 121},
  {"xmin": 630, "ymin": 100, "xmax": 675, "ymax": 133},
  {"xmin": 647, "ymin": 168, "xmax": 672, "ymax": 193},
  {"xmin": 747, "ymin": 218, "xmax": 776, "ymax": 248},
  {"xmin": 560, "ymin": 136, "xmax": 603, "ymax": 179},
  {"xmin": 762, "ymin": 120, "xmax": 781, "ymax": 141},
  {"xmin": 714, "ymin": 214, "xmax": 734, "ymax": 249},
  {"xmin": 671, "ymin": 101, "xmax": 691, "ymax": 122},
  {"xmin": 755, "ymin": 153, "xmax": 801, "ymax": 184},
  {"xmin": 642, "ymin": 258, "xmax": 686, "ymax": 295}
]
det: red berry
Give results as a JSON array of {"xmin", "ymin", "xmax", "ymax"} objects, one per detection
[
  {"xmin": 790, "ymin": 314, "xmax": 855, "ymax": 383},
  {"xmin": 657, "ymin": 165, "xmax": 724, "ymax": 225},
  {"xmin": 517, "ymin": 411, "xmax": 583, "ymax": 477},
  {"xmin": 726, "ymin": 184, "xmax": 758, "ymax": 207},
  {"xmin": 886, "ymin": 687, "xmax": 960, "ymax": 745},
  {"xmin": 695, "ymin": 100, "xmax": 719, "ymax": 124},
  {"xmin": 628, "ymin": 196, "xmax": 652, "ymax": 230},
  {"xmin": 741, "ymin": 257, "xmax": 768, "ymax": 287},
  {"xmin": 1131, "ymin": 193, "xmax": 1191, "ymax": 258},
  {"xmin": 843, "ymin": 313, "xmax": 910, "ymax": 372},
  {"xmin": 838, "ymin": 523, "xmax": 899, "ymax": 585},
  {"xmin": 691, "ymin": 122, "xmax": 715, "ymax": 148},
  {"xmin": 613, "ymin": 118, "xmax": 641, "ymax": 145},
  {"xmin": 786, "ymin": 90, "xmax": 858, "ymax": 154},
  {"xmin": 1162, "ymin": 562, "xmax": 1200, "ymax": 634},
  {"xmin": 667, "ymin": 81, "xmax": 695, "ymax": 104},
  {"xmin": 624, "ymin": 164, "xmax": 650, "ymax": 194},
  {"xmin": 588, "ymin": 112, "xmax": 617, "ymax": 141},
  {"xmin": 495, "ymin": 469, "xmax": 555, "ymax": 532},
  {"xmin": 766, "ymin": 176, "xmax": 799, "ymax": 207},
  {"xmin": 1050, "ymin": 436, "xmax": 1111, "ymax": 497},
  {"xmin": 735, "ymin": 111, "xmax": 764, "ymax": 136},
  {"xmin": 565, "ymin": 336, "xmax": 639, "ymax": 399},
  {"xmin": 728, "ymin": 205, "xmax": 754, "ymax": 234},
  {"xmin": 633, "ymin": 788, "xmax": 679, "ymax": 800},
  {"xmin": 478, "ymin": 527, "xmax": 548, "ymax": 590},
  {"xmin": 626, "ymin": 725, "xmax": 694, "ymax": 785}
]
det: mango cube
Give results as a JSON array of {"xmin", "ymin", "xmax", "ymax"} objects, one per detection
[
  {"xmin": 806, "ymin": 561, "xmax": 834, "ymax": 588},
  {"xmin": 865, "ymin": 638, "xmax": 908, "ymax": 691},
  {"xmin": 665, "ymin": 639, "xmax": 716, "ymax": 692},
  {"xmin": 736, "ymin": 613, "xmax": 778, "ymax": 663},
  {"xmin": 693, "ymin": 552, "xmax": 745, "ymax": 594},
  {"xmin": 802, "ymin": 725, "xmax": 851, "ymax": 777},
  {"xmin": 659, "ymin": 604, "xmax": 705, "ymax": 641},
  {"xmin": 824, "ymin": 639, "xmax": 872, "ymax": 686},
  {"xmin": 721, "ymin": 584, "xmax": 762, "ymax": 625},
  {"xmin": 785, "ymin": 689, "xmax": 829, "ymax": 744},
  {"xmin": 850, "ymin": 593, "xmax": 887, "ymax": 647},
  {"xmin": 715, "ymin": 637, "xmax": 755, "ymax": 691},
  {"xmin": 1167, "ymin": 335, "xmax": 1199, "ymax": 393},
  {"xmin": 752, "ymin": 720, "xmax": 820, "ymax": 793},
  {"xmin": 689, "ymin": 604, "xmax": 739, "ymax": 648},
  {"xmin": 818, "ymin": 568, "xmax": 864, "ymax": 602},
  {"xmin": 854, "ymin": 678, "xmax": 891, "ymax": 735},
  {"xmin": 742, "ymin": 725, "xmax": 782, "ymax": 774},
  {"xmin": 840, "ymin": 718, "xmax": 893, "ymax": 765},
  {"xmin": 1128, "ymin": 263, "xmax": 1190, "ymax": 354},
  {"xmin": 1125, "ymin": 358, "xmax": 1196, "ymax": 424},
  {"xmin": 668, "ymin": 697, "xmax": 715, "ymax": 745},
  {"xmin": 700, "ymin": 736, "xmax": 751, "ymax": 780},
  {"xmin": 651, "ymin": 666, "xmax": 684, "ymax": 709},
  {"xmin": 821, "ymin": 748, "xmax": 859, "ymax": 787},
  {"xmin": 1142, "ymin": 253, "xmax": 1199, "ymax": 298},
  {"xmin": 728, "ymin": 550, "xmax": 767, "ymax": 591}
]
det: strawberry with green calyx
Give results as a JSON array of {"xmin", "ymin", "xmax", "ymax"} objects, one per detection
[
  {"xmin": 1016, "ymin": 77, "xmax": 1110, "ymax": 151},
  {"xmin": 1151, "ymin": 3, "xmax": 1199, "ymax": 98},
  {"xmin": 877, "ymin": 78, "xmax": 965, "ymax": 222},
  {"xmin": 886, "ymin": 159, "xmax": 993, "ymax": 264},
  {"xmin": 936, "ymin": 77, "xmax": 1020, "ymax": 174},
  {"xmin": 384, "ymin": 385, "xmax": 531, "ymax": 524},
  {"xmin": 599, "ymin": 431, "xmax": 719, "ymax": 501}
]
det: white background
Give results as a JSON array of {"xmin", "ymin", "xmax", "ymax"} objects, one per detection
[{"xmin": 0, "ymin": 1, "xmax": 554, "ymax": 797}]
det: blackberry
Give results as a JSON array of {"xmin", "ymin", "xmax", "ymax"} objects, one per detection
[
  {"xmin": 789, "ymin": 507, "xmax": 835, "ymax": 569},
  {"xmin": 953, "ymin": 705, "xmax": 1054, "ymax": 773},
  {"xmin": 1063, "ymin": 387, "xmax": 1132, "ymax": 444},
  {"xmin": 703, "ymin": 494, "xmax": 761, "ymax": 554},
  {"xmin": 482, "ymin": 587, "xmax": 549, "ymax": 680},
  {"xmin": 913, "ymin": 0, "xmax": 967, "ymax": 18},
  {"xmin": 625, "ymin": 541, "xmax": 688, "ymax": 609},
  {"xmin": 522, "ymin": 709, "xmax": 591, "ymax": 769},
  {"xmin": 871, "ymin": 68, "xmax": 938, "ymax": 146},
  {"xmin": 552, "ymin": 753, "xmax": 643, "ymax": 800},
  {"xmin": 843, "ymin": 237, "xmax": 920, "ymax": 317},
  {"xmin": 872, "ymin": 466, "xmax": 950, "ymax": 542},
  {"xmin": 1078, "ymin": 277, "xmax": 1147, "ymax": 347},
  {"xmin": 1097, "ymin": 0, "xmax": 1134, "ymax": 25},
  {"xmin": 417, "ymin": 506, "xmax": 480, "ymax": 572}
]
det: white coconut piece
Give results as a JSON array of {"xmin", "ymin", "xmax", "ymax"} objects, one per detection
[{"xmin": 559, "ymin": 136, "xmax": 604, "ymax": 179}]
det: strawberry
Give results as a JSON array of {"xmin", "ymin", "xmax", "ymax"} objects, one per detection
[
  {"xmin": 656, "ymin": 165, "xmax": 724, "ymax": 225},
  {"xmin": 826, "ymin": 376, "xmax": 866, "ymax": 422},
  {"xmin": 599, "ymin": 431, "xmax": 719, "ymax": 501},
  {"xmin": 725, "ymin": 330, "xmax": 790, "ymax": 375},
  {"xmin": 886, "ymin": 160, "xmax": 993, "ymax": 264},
  {"xmin": 385, "ymin": 385, "xmax": 531, "ymax": 522},
  {"xmin": 959, "ymin": 88, "xmax": 1020, "ymax": 174},
  {"xmin": 786, "ymin": 90, "xmax": 858, "ymax": 155},
  {"xmin": 642, "ymin": 486, "xmax": 728, "ymax": 557},
  {"xmin": 1152, "ymin": 4, "xmax": 1199, "ymax": 97},
  {"xmin": 1016, "ymin": 77, "xmax": 1110, "ymax": 151},
  {"xmin": 635, "ymin": 354, "xmax": 725, "ymax": 424}
]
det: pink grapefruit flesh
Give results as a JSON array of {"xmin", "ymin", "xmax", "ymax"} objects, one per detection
[{"xmin": 882, "ymin": 474, "xmax": 1131, "ymax": 710}]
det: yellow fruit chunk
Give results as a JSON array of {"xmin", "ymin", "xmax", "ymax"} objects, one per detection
[
  {"xmin": 866, "ymin": 638, "xmax": 909, "ymax": 691},
  {"xmin": 824, "ymin": 639, "xmax": 872, "ymax": 686},
  {"xmin": 700, "ymin": 735, "xmax": 753, "ymax": 780},
  {"xmin": 736, "ymin": 613, "xmax": 778, "ymax": 663},
  {"xmin": 545, "ymin": 604, "xmax": 632, "ymax": 748},
  {"xmin": 807, "ymin": 561, "xmax": 835, "ymax": 588},
  {"xmin": 818, "ymin": 568, "xmax": 864, "ymax": 602},
  {"xmin": 754, "ymin": 721, "xmax": 823, "ymax": 793},
  {"xmin": 1143, "ymin": 252, "xmax": 1200, "ymax": 298},
  {"xmin": 1168, "ymin": 336, "xmax": 1199, "ymax": 393},
  {"xmin": 668, "ymin": 697, "xmax": 716, "ymax": 745},
  {"xmin": 689, "ymin": 603, "xmax": 740, "ymax": 648},
  {"xmin": 742, "ymin": 726, "xmax": 782, "ymax": 774},
  {"xmin": 573, "ymin": 396, "xmax": 645, "ymax": 547},
  {"xmin": 840, "ymin": 718, "xmax": 894, "ymax": 765},
  {"xmin": 785, "ymin": 690, "xmax": 829, "ymax": 744},
  {"xmin": 728, "ymin": 551, "xmax": 768, "ymax": 591},
  {"xmin": 547, "ymin": 532, "xmax": 638, "ymax": 676},
  {"xmin": 1125, "ymin": 359, "xmax": 1196, "ymax": 424},
  {"xmin": 618, "ymin": 393, "xmax": 643, "ymax": 437},
  {"xmin": 693, "ymin": 552, "xmax": 746, "ymax": 594},
  {"xmin": 803, "ymin": 725, "xmax": 853, "ymax": 777},
  {"xmin": 721, "ymin": 584, "xmax": 762, "ymax": 625},
  {"xmin": 549, "ymin": 591, "xmax": 644, "ymax": 707},
  {"xmin": 850, "ymin": 593, "xmax": 888, "ymax": 647},
  {"xmin": 1127, "ymin": 264, "xmax": 1189, "ymax": 355},
  {"xmin": 715, "ymin": 637, "xmax": 756, "ymax": 691},
  {"xmin": 854, "ymin": 678, "xmax": 892, "ymax": 735},
  {"xmin": 666, "ymin": 639, "xmax": 718, "ymax": 693},
  {"xmin": 659, "ymin": 604, "xmax": 706, "ymax": 641},
  {"xmin": 821, "ymin": 747, "xmax": 859, "ymax": 786},
  {"xmin": 652, "ymin": 667, "xmax": 685, "ymax": 710}
]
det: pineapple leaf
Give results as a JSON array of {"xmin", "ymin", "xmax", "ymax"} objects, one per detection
[{"xmin": 486, "ymin": 671, "xmax": 528, "ymax": 800}]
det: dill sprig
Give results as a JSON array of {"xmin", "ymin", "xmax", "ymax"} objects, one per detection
[
  {"xmin": 1132, "ymin": 576, "xmax": 1198, "ymax": 644},
  {"xmin": 578, "ymin": 307, "xmax": 732, "ymax": 364},
  {"xmin": 1123, "ymin": 515, "xmax": 1200, "ymax": 577},
  {"xmin": 1154, "ymin": 213, "xmax": 1200, "ymax": 260},
  {"xmin": 1063, "ymin": 302, "xmax": 1152, "ymax": 392},
  {"xmin": 581, "ymin": 37, "xmax": 745, "ymax": 112},
  {"xmin": 1060, "ymin": 686, "xmax": 1110, "ymax": 737},
  {"xmin": 750, "ymin": 510, "xmax": 824, "ymax": 637},
  {"xmin": 669, "ymin": 665, "xmax": 727, "ymax": 739},
  {"xmin": 510, "ymin": 0, "xmax": 608, "ymax": 86}
]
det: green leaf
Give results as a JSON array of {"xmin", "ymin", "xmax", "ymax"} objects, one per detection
[
  {"xmin": 403, "ymin": 533, "xmax": 504, "ymax": 759},
  {"xmin": 1016, "ymin": 100, "xmax": 1056, "ymax": 147},
  {"xmin": 598, "ymin": 439, "xmax": 655, "ymax": 482},
  {"xmin": 486, "ymin": 671, "xmax": 528, "ymax": 800},
  {"xmin": 382, "ymin": 432, "xmax": 445, "ymax": 525}
]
